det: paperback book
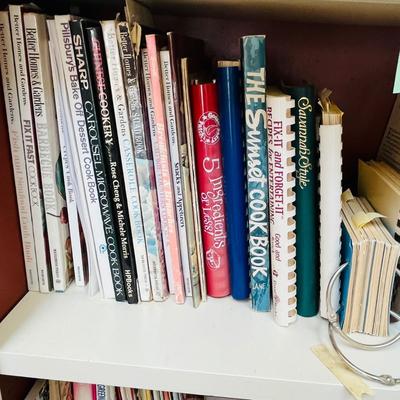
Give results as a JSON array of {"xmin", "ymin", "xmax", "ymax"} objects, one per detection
[
  {"xmin": 24, "ymin": 12, "xmax": 73, "ymax": 291},
  {"xmin": 117, "ymin": 21, "xmax": 168, "ymax": 301},
  {"xmin": 53, "ymin": 15, "xmax": 114, "ymax": 298},
  {"xmin": 10, "ymin": 4, "xmax": 51, "ymax": 293},
  {"xmin": 160, "ymin": 48, "xmax": 192, "ymax": 297},
  {"xmin": 0, "ymin": 11, "xmax": 39, "ymax": 291},
  {"xmin": 145, "ymin": 34, "xmax": 185, "ymax": 303}
]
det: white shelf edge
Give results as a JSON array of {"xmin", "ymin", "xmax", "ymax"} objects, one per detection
[{"xmin": 0, "ymin": 286, "xmax": 399, "ymax": 399}]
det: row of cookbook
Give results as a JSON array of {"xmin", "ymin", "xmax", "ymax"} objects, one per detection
[
  {"xmin": 25, "ymin": 379, "xmax": 207, "ymax": 400},
  {"xmin": 4, "ymin": 2, "xmax": 396, "ymax": 330},
  {"xmin": 0, "ymin": 3, "xmax": 335, "ymax": 326}
]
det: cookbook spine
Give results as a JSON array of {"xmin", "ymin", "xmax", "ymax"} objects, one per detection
[
  {"xmin": 9, "ymin": 4, "xmax": 51, "ymax": 292},
  {"xmin": 48, "ymin": 38, "xmax": 87, "ymax": 286},
  {"xmin": 101, "ymin": 20, "xmax": 151, "ymax": 303},
  {"xmin": 241, "ymin": 35, "xmax": 271, "ymax": 311},
  {"xmin": 145, "ymin": 34, "xmax": 185, "ymax": 304},
  {"xmin": 118, "ymin": 22, "xmax": 168, "ymax": 301},
  {"xmin": 54, "ymin": 15, "xmax": 115, "ymax": 299},
  {"xmin": 25, "ymin": 12, "xmax": 73, "ymax": 291},
  {"xmin": 71, "ymin": 21, "xmax": 128, "ymax": 302},
  {"xmin": 0, "ymin": 11, "xmax": 39, "ymax": 291},
  {"xmin": 190, "ymin": 82, "xmax": 230, "ymax": 297},
  {"xmin": 160, "ymin": 49, "xmax": 192, "ymax": 296}
]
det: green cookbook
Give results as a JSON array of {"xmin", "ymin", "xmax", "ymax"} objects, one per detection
[{"xmin": 281, "ymin": 84, "xmax": 319, "ymax": 317}]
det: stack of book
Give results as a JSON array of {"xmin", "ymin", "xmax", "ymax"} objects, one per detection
[
  {"xmin": 2, "ymin": 2, "xmax": 399, "ymax": 332},
  {"xmin": 26, "ymin": 379, "xmax": 205, "ymax": 400}
]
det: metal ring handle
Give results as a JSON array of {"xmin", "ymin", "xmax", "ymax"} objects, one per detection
[{"xmin": 326, "ymin": 263, "xmax": 400, "ymax": 385}]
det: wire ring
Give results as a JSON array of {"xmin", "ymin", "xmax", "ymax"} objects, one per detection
[{"xmin": 326, "ymin": 263, "xmax": 400, "ymax": 385}]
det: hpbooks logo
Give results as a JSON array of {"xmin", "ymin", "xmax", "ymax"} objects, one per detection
[
  {"xmin": 198, "ymin": 111, "xmax": 220, "ymax": 145},
  {"xmin": 99, "ymin": 243, "xmax": 107, "ymax": 253}
]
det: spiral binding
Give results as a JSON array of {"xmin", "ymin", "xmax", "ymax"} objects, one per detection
[
  {"xmin": 286, "ymin": 115, "xmax": 297, "ymax": 323},
  {"xmin": 326, "ymin": 263, "xmax": 400, "ymax": 386}
]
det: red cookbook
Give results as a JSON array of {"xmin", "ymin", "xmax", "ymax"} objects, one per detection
[{"xmin": 190, "ymin": 82, "xmax": 230, "ymax": 297}]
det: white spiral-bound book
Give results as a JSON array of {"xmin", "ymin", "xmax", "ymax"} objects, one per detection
[
  {"xmin": 267, "ymin": 88, "xmax": 297, "ymax": 327},
  {"xmin": 318, "ymin": 91, "xmax": 343, "ymax": 319},
  {"xmin": 319, "ymin": 125, "xmax": 343, "ymax": 318}
]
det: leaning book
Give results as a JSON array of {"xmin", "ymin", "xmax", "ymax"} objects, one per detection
[
  {"xmin": 117, "ymin": 21, "xmax": 168, "ymax": 301},
  {"xmin": 24, "ymin": 12, "xmax": 73, "ymax": 291}
]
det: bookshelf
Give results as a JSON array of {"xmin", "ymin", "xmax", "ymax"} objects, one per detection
[
  {"xmin": 0, "ymin": 285, "xmax": 400, "ymax": 399},
  {"xmin": 1, "ymin": 0, "xmax": 400, "ymax": 399}
]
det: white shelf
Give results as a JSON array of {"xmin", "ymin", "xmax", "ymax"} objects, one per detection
[
  {"xmin": 142, "ymin": 0, "xmax": 400, "ymax": 26},
  {"xmin": 0, "ymin": 286, "xmax": 400, "ymax": 400}
]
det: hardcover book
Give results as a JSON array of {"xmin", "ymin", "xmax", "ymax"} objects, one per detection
[
  {"xmin": 266, "ymin": 87, "xmax": 297, "ymax": 326},
  {"xmin": 9, "ymin": 4, "xmax": 51, "ymax": 293},
  {"xmin": 48, "ymin": 38, "xmax": 88, "ymax": 287},
  {"xmin": 190, "ymin": 81, "xmax": 230, "ymax": 298},
  {"xmin": 24, "ymin": 12, "xmax": 73, "ymax": 291},
  {"xmin": 53, "ymin": 15, "xmax": 114, "ymax": 299},
  {"xmin": 160, "ymin": 48, "xmax": 192, "ymax": 297},
  {"xmin": 242, "ymin": 35, "xmax": 271, "ymax": 310},
  {"xmin": 217, "ymin": 61, "xmax": 249, "ymax": 301},
  {"xmin": 117, "ymin": 21, "xmax": 168, "ymax": 301},
  {"xmin": 281, "ymin": 83, "xmax": 318, "ymax": 317},
  {"xmin": 0, "ymin": 11, "xmax": 39, "ymax": 291},
  {"xmin": 145, "ymin": 34, "xmax": 185, "ymax": 304}
]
